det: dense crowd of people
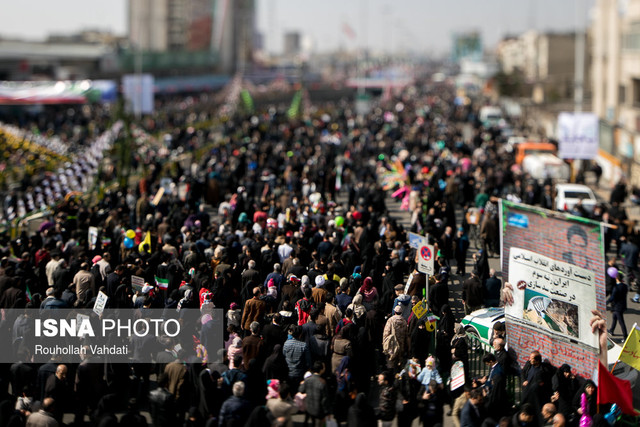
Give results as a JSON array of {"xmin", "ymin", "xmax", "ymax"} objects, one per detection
[{"xmin": 0, "ymin": 81, "xmax": 635, "ymax": 427}]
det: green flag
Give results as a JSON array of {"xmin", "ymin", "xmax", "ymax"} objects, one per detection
[
  {"xmin": 240, "ymin": 89, "xmax": 254, "ymax": 114},
  {"xmin": 287, "ymin": 90, "xmax": 302, "ymax": 119}
]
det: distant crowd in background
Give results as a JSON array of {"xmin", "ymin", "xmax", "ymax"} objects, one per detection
[{"xmin": 0, "ymin": 82, "xmax": 635, "ymax": 426}]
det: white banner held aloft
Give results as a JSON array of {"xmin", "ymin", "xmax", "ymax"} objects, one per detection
[
  {"xmin": 408, "ymin": 232, "xmax": 425, "ymax": 249},
  {"xmin": 93, "ymin": 291, "xmax": 109, "ymax": 316},
  {"xmin": 557, "ymin": 112, "xmax": 599, "ymax": 160},
  {"xmin": 131, "ymin": 275, "xmax": 145, "ymax": 293},
  {"xmin": 506, "ymin": 247, "xmax": 598, "ymax": 350},
  {"xmin": 450, "ymin": 361, "xmax": 466, "ymax": 391},
  {"xmin": 122, "ymin": 74, "xmax": 154, "ymax": 116},
  {"xmin": 88, "ymin": 226, "xmax": 99, "ymax": 251}
]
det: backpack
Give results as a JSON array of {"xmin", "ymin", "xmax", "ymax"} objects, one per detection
[
  {"xmin": 382, "ymin": 321, "xmax": 399, "ymax": 358},
  {"xmin": 295, "ymin": 297, "xmax": 315, "ymax": 325}
]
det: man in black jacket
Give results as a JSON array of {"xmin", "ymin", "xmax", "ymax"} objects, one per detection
[
  {"xmin": 607, "ymin": 271, "xmax": 628, "ymax": 339},
  {"xmin": 484, "ymin": 269, "xmax": 501, "ymax": 308},
  {"xmin": 262, "ymin": 313, "xmax": 286, "ymax": 355},
  {"xmin": 148, "ymin": 373, "xmax": 177, "ymax": 427},
  {"xmin": 299, "ymin": 361, "xmax": 332, "ymax": 426},
  {"xmin": 44, "ymin": 364, "xmax": 68, "ymax": 424},
  {"xmin": 462, "ymin": 270, "xmax": 484, "ymax": 315},
  {"xmin": 521, "ymin": 351, "xmax": 555, "ymax": 419},
  {"xmin": 460, "ymin": 387, "xmax": 487, "ymax": 427}
]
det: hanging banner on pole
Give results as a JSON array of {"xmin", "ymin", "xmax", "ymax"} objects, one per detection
[
  {"xmin": 557, "ymin": 112, "xmax": 599, "ymax": 159},
  {"xmin": 122, "ymin": 74, "xmax": 154, "ymax": 115}
]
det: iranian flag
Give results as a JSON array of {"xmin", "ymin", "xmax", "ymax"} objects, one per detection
[
  {"xmin": 155, "ymin": 276, "xmax": 169, "ymax": 290},
  {"xmin": 342, "ymin": 22, "xmax": 356, "ymax": 40}
]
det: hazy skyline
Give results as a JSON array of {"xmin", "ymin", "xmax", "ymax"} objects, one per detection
[{"xmin": 2, "ymin": 0, "xmax": 594, "ymax": 55}]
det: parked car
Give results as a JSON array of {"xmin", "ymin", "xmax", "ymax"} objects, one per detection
[
  {"xmin": 554, "ymin": 183, "xmax": 597, "ymax": 214},
  {"xmin": 460, "ymin": 307, "xmax": 504, "ymax": 352},
  {"xmin": 460, "ymin": 307, "xmax": 637, "ymax": 388}
]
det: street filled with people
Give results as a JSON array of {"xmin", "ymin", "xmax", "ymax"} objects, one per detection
[{"xmin": 0, "ymin": 80, "xmax": 636, "ymax": 427}]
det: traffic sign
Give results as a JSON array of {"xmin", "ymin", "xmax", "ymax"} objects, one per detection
[{"xmin": 417, "ymin": 243, "xmax": 435, "ymax": 275}]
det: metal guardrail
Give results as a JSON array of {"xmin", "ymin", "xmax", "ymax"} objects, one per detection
[
  {"xmin": 466, "ymin": 332, "xmax": 521, "ymax": 409},
  {"xmin": 625, "ymin": 203, "xmax": 640, "ymax": 219}
]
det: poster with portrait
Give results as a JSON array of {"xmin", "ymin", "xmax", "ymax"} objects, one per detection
[{"xmin": 500, "ymin": 200, "xmax": 606, "ymax": 378}]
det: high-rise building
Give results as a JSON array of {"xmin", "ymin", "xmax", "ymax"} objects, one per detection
[
  {"xmin": 284, "ymin": 32, "xmax": 301, "ymax": 57},
  {"xmin": 129, "ymin": 0, "xmax": 169, "ymax": 51},
  {"xmin": 213, "ymin": 0, "xmax": 256, "ymax": 74},
  {"xmin": 129, "ymin": 0, "xmax": 255, "ymax": 73}
]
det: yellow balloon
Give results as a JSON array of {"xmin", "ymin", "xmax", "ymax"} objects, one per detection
[
  {"xmin": 425, "ymin": 320, "xmax": 436, "ymax": 332},
  {"xmin": 125, "ymin": 229, "xmax": 136, "ymax": 239}
]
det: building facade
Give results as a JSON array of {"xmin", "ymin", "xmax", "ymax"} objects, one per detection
[
  {"xmin": 497, "ymin": 30, "xmax": 590, "ymax": 104},
  {"xmin": 129, "ymin": 0, "xmax": 255, "ymax": 74},
  {"xmin": 591, "ymin": 0, "xmax": 640, "ymax": 187}
]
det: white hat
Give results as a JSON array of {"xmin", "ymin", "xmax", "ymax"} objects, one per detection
[{"xmin": 315, "ymin": 276, "xmax": 326, "ymax": 288}]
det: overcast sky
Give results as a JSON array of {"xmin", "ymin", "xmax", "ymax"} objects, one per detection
[{"xmin": 2, "ymin": 0, "xmax": 594, "ymax": 55}]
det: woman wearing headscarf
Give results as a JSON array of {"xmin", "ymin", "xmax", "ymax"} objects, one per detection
[
  {"xmin": 347, "ymin": 294, "xmax": 367, "ymax": 323},
  {"xmin": 244, "ymin": 358, "xmax": 267, "ymax": 407},
  {"xmin": 176, "ymin": 288, "xmax": 195, "ymax": 312},
  {"xmin": 410, "ymin": 320, "xmax": 431, "ymax": 363},
  {"xmin": 473, "ymin": 249, "xmax": 491, "ymax": 286},
  {"xmin": 198, "ymin": 369, "xmax": 223, "ymax": 421},
  {"xmin": 398, "ymin": 359, "xmax": 422, "ymax": 427},
  {"xmin": 450, "ymin": 323, "xmax": 469, "ymax": 400},
  {"xmin": 114, "ymin": 283, "xmax": 134, "ymax": 309},
  {"xmin": 573, "ymin": 380, "xmax": 597, "ymax": 426},
  {"xmin": 331, "ymin": 326, "xmax": 353, "ymax": 374},
  {"xmin": 262, "ymin": 344, "xmax": 289, "ymax": 382},
  {"xmin": 347, "ymin": 392, "xmax": 377, "ymax": 427},
  {"xmin": 334, "ymin": 356, "xmax": 354, "ymax": 423},
  {"xmin": 551, "ymin": 364, "xmax": 580, "ymax": 423},
  {"xmin": 356, "ymin": 277, "xmax": 378, "ymax": 311},
  {"xmin": 227, "ymin": 337, "xmax": 243, "ymax": 369},
  {"xmin": 436, "ymin": 304, "xmax": 455, "ymax": 375},
  {"xmin": 349, "ymin": 270, "xmax": 363, "ymax": 297},
  {"xmin": 266, "ymin": 380, "xmax": 297, "ymax": 427}
]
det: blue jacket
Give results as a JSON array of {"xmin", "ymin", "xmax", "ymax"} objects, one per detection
[
  {"xmin": 620, "ymin": 241, "xmax": 639, "ymax": 268},
  {"xmin": 460, "ymin": 400, "xmax": 486, "ymax": 427},
  {"xmin": 393, "ymin": 294, "xmax": 412, "ymax": 320},
  {"xmin": 218, "ymin": 396, "xmax": 250, "ymax": 427}
]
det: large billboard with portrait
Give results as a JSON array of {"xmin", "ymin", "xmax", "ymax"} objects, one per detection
[{"xmin": 500, "ymin": 200, "xmax": 606, "ymax": 378}]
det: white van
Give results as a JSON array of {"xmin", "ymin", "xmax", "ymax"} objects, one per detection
[
  {"xmin": 479, "ymin": 106, "xmax": 503, "ymax": 127},
  {"xmin": 522, "ymin": 153, "xmax": 570, "ymax": 183}
]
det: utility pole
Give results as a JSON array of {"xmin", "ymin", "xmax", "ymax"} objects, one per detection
[{"xmin": 574, "ymin": 0, "xmax": 585, "ymax": 113}]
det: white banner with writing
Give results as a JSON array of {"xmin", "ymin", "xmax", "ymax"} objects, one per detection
[
  {"xmin": 506, "ymin": 247, "xmax": 598, "ymax": 350},
  {"xmin": 557, "ymin": 112, "xmax": 599, "ymax": 159}
]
